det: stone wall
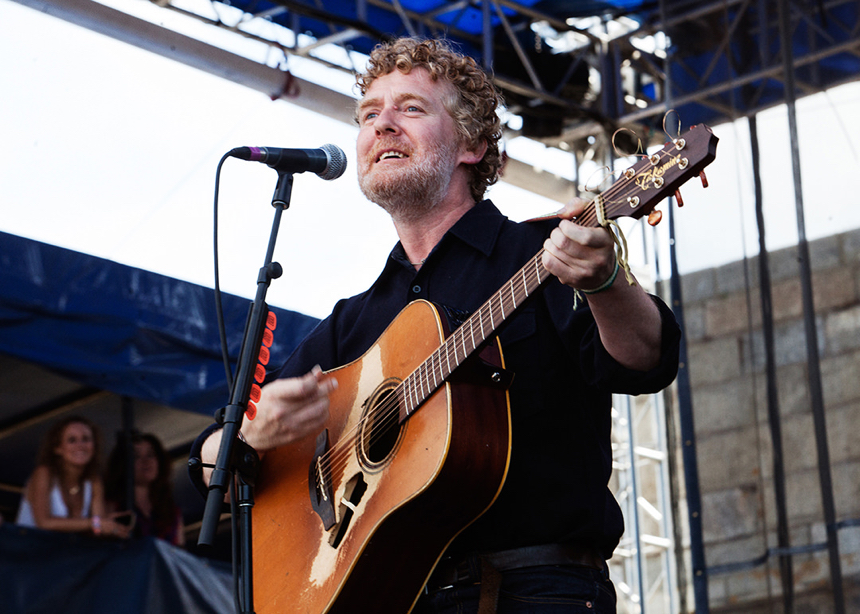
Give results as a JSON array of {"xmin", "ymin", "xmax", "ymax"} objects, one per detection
[{"xmin": 677, "ymin": 227, "xmax": 860, "ymax": 612}]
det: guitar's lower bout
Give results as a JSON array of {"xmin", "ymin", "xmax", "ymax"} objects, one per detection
[{"xmin": 252, "ymin": 300, "xmax": 512, "ymax": 614}]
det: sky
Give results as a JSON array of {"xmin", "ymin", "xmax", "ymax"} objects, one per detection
[{"xmin": 3, "ymin": 0, "xmax": 860, "ymax": 320}]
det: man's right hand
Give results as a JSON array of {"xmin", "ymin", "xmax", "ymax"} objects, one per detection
[
  {"xmin": 200, "ymin": 366, "xmax": 336, "ymax": 485},
  {"xmin": 241, "ymin": 366, "xmax": 336, "ymax": 453}
]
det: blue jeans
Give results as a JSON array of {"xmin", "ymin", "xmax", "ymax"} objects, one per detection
[{"xmin": 414, "ymin": 564, "xmax": 617, "ymax": 613}]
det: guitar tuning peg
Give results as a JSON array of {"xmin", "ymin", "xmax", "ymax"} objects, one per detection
[
  {"xmin": 647, "ymin": 209, "xmax": 663, "ymax": 226},
  {"xmin": 674, "ymin": 189, "xmax": 685, "ymax": 207},
  {"xmin": 699, "ymin": 171, "xmax": 709, "ymax": 188}
]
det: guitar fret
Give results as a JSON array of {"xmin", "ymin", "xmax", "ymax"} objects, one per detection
[
  {"xmin": 406, "ymin": 378, "xmax": 414, "ymax": 415},
  {"xmin": 418, "ymin": 371, "xmax": 425, "ymax": 402},
  {"xmin": 405, "ymin": 378, "xmax": 412, "ymax": 414},
  {"xmin": 437, "ymin": 349, "xmax": 444, "ymax": 382},
  {"xmin": 522, "ymin": 268, "xmax": 529, "ymax": 298},
  {"xmin": 445, "ymin": 340, "xmax": 452, "ymax": 377},
  {"xmin": 456, "ymin": 327, "xmax": 464, "ymax": 360},
  {"xmin": 401, "ymin": 385, "xmax": 411, "ymax": 416},
  {"xmin": 499, "ymin": 291, "xmax": 506, "ymax": 319},
  {"xmin": 510, "ymin": 280, "xmax": 517, "ymax": 309},
  {"xmin": 469, "ymin": 319, "xmax": 476, "ymax": 351}
]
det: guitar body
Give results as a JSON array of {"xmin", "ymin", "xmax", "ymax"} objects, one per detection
[{"xmin": 253, "ymin": 299, "xmax": 512, "ymax": 614}]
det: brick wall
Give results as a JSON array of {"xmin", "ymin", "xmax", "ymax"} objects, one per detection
[{"xmin": 678, "ymin": 227, "xmax": 860, "ymax": 612}]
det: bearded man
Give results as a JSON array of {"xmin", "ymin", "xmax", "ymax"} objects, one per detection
[{"xmin": 199, "ymin": 37, "xmax": 680, "ymax": 614}]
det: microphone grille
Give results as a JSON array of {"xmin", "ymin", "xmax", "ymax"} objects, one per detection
[{"xmin": 319, "ymin": 144, "xmax": 347, "ymax": 181}]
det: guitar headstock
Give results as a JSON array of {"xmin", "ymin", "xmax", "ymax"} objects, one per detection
[{"xmin": 596, "ymin": 124, "xmax": 718, "ymax": 225}]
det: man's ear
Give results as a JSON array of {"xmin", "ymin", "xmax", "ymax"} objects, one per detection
[{"xmin": 459, "ymin": 139, "xmax": 488, "ymax": 165}]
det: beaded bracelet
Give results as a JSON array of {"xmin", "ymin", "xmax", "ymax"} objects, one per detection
[{"xmin": 581, "ymin": 259, "xmax": 620, "ymax": 295}]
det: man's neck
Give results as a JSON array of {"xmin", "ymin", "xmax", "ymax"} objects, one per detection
[{"xmin": 394, "ymin": 197, "xmax": 476, "ymax": 268}]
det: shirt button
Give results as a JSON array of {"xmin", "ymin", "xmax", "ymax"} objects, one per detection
[{"xmin": 412, "ymin": 285, "xmax": 421, "ymax": 293}]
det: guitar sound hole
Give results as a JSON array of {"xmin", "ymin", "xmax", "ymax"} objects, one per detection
[{"xmin": 360, "ymin": 384, "xmax": 404, "ymax": 468}]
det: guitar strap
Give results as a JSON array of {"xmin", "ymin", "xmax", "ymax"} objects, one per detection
[{"xmin": 478, "ymin": 557, "xmax": 502, "ymax": 614}]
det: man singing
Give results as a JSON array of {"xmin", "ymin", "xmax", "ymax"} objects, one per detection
[{"xmin": 201, "ymin": 37, "xmax": 680, "ymax": 613}]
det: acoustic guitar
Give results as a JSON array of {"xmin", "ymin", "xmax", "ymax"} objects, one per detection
[{"xmin": 252, "ymin": 124, "xmax": 719, "ymax": 613}]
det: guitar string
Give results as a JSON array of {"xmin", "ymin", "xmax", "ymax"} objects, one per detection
[{"xmin": 310, "ymin": 140, "xmax": 686, "ymax": 490}]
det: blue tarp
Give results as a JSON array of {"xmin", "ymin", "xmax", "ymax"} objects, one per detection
[
  {"xmin": 0, "ymin": 524, "xmax": 233, "ymax": 614},
  {"xmin": 0, "ymin": 231, "xmax": 320, "ymax": 415}
]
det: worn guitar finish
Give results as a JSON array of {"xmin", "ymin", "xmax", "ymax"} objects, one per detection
[
  {"xmin": 252, "ymin": 124, "xmax": 718, "ymax": 614},
  {"xmin": 253, "ymin": 301, "xmax": 513, "ymax": 614}
]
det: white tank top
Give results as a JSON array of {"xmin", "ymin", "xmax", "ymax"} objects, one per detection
[{"xmin": 15, "ymin": 479, "xmax": 93, "ymax": 527}]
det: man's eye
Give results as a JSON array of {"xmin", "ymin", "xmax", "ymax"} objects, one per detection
[{"xmin": 363, "ymin": 112, "xmax": 378, "ymax": 122}]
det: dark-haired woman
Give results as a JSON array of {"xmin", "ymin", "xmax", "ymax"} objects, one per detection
[{"xmin": 106, "ymin": 432, "xmax": 184, "ymax": 546}]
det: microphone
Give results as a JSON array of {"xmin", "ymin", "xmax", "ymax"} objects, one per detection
[{"xmin": 229, "ymin": 144, "xmax": 347, "ymax": 180}]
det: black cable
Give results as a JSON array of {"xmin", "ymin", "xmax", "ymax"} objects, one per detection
[{"xmin": 213, "ymin": 153, "xmax": 235, "ymax": 392}]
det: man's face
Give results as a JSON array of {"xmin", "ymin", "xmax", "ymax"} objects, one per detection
[{"xmin": 356, "ymin": 68, "xmax": 467, "ymax": 220}]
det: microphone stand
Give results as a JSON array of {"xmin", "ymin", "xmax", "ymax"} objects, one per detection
[{"xmin": 198, "ymin": 170, "xmax": 295, "ymax": 614}]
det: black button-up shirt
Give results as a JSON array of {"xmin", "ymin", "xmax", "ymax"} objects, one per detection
[{"xmin": 273, "ymin": 199, "xmax": 680, "ymax": 559}]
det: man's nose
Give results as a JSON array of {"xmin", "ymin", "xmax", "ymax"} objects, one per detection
[{"xmin": 374, "ymin": 106, "xmax": 400, "ymax": 135}]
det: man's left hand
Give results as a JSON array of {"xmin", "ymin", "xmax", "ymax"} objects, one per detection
[{"xmin": 541, "ymin": 198, "xmax": 616, "ymax": 291}]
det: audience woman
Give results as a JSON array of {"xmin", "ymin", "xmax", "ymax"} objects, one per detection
[
  {"xmin": 16, "ymin": 415, "xmax": 131, "ymax": 538},
  {"xmin": 105, "ymin": 431, "xmax": 185, "ymax": 546}
]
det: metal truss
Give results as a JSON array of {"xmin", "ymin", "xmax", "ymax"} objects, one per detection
[
  {"xmin": 140, "ymin": 0, "xmax": 860, "ymax": 178},
  {"xmin": 609, "ymin": 0, "xmax": 860, "ymax": 127},
  {"xmin": 611, "ymin": 388, "xmax": 680, "ymax": 614}
]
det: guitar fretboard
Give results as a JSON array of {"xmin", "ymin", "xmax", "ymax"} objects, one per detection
[{"xmin": 396, "ymin": 250, "xmax": 549, "ymax": 420}]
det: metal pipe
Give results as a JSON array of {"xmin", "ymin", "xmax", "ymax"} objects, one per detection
[
  {"xmin": 749, "ymin": 114, "xmax": 795, "ymax": 613},
  {"xmin": 776, "ymin": 0, "xmax": 845, "ymax": 611}
]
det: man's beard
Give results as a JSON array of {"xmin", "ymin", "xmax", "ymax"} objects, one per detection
[{"xmin": 359, "ymin": 140, "xmax": 460, "ymax": 223}]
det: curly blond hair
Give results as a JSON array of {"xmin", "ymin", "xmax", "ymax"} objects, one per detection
[{"xmin": 356, "ymin": 38, "xmax": 504, "ymax": 203}]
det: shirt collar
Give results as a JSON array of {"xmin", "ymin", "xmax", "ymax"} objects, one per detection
[
  {"xmin": 388, "ymin": 199, "xmax": 506, "ymax": 268},
  {"xmin": 447, "ymin": 199, "xmax": 506, "ymax": 258}
]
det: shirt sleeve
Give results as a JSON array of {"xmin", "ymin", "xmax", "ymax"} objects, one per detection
[{"xmin": 577, "ymin": 295, "xmax": 682, "ymax": 395}]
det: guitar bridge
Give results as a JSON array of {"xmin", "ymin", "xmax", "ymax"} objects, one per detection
[{"xmin": 308, "ymin": 429, "xmax": 336, "ymax": 530}]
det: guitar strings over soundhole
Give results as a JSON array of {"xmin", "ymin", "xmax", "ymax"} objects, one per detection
[{"xmin": 358, "ymin": 381, "xmax": 405, "ymax": 469}]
